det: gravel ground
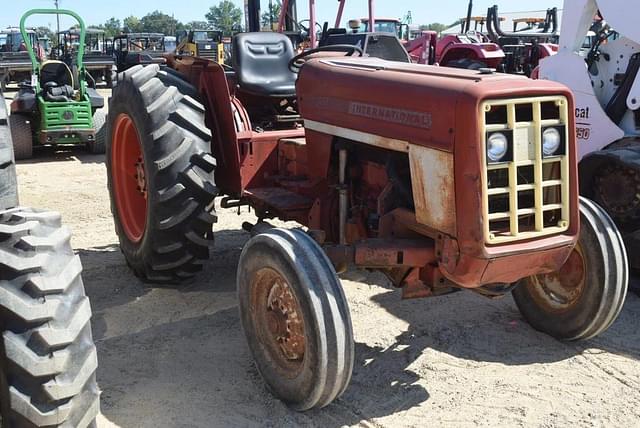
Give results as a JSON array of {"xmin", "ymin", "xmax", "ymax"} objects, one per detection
[{"xmin": 6, "ymin": 87, "xmax": 640, "ymax": 428}]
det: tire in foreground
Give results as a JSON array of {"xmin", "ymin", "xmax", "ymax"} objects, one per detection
[
  {"xmin": 237, "ymin": 228, "xmax": 354, "ymax": 411},
  {"xmin": 0, "ymin": 208, "xmax": 100, "ymax": 427}
]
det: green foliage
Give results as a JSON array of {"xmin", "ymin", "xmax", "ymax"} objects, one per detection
[
  {"xmin": 420, "ymin": 22, "xmax": 448, "ymax": 34},
  {"xmin": 261, "ymin": 2, "xmax": 282, "ymax": 29},
  {"xmin": 140, "ymin": 10, "xmax": 182, "ymax": 35},
  {"xmin": 123, "ymin": 16, "xmax": 142, "ymax": 33},
  {"xmin": 102, "ymin": 17, "xmax": 122, "ymax": 38},
  {"xmin": 187, "ymin": 21, "xmax": 210, "ymax": 30},
  {"xmin": 206, "ymin": 0, "xmax": 243, "ymax": 36},
  {"xmin": 35, "ymin": 26, "xmax": 55, "ymax": 42}
]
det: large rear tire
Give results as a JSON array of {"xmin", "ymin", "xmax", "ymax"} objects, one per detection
[
  {"xmin": 0, "ymin": 94, "xmax": 18, "ymax": 211},
  {"xmin": 513, "ymin": 197, "xmax": 628, "ymax": 340},
  {"xmin": 237, "ymin": 228, "xmax": 354, "ymax": 411},
  {"xmin": 8, "ymin": 114, "xmax": 32, "ymax": 161},
  {"xmin": 106, "ymin": 64, "xmax": 218, "ymax": 283},
  {"xmin": 0, "ymin": 208, "xmax": 100, "ymax": 427}
]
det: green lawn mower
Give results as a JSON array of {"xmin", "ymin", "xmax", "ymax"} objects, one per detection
[{"xmin": 9, "ymin": 9, "xmax": 106, "ymax": 159}]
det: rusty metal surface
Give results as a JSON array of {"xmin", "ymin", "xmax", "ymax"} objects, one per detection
[
  {"xmin": 245, "ymin": 187, "xmax": 314, "ymax": 212},
  {"xmin": 354, "ymin": 239, "xmax": 436, "ymax": 268},
  {"xmin": 266, "ymin": 279, "xmax": 306, "ymax": 361},
  {"xmin": 250, "ymin": 267, "xmax": 306, "ymax": 378},
  {"xmin": 523, "ymin": 245, "xmax": 587, "ymax": 312},
  {"xmin": 409, "ymin": 145, "xmax": 457, "ymax": 236}
]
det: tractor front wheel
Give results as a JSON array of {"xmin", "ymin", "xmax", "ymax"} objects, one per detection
[
  {"xmin": 106, "ymin": 64, "xmax": 218, "ymax": 283},
  {"xmin": 237, "ymin": 228, "xmax": 354, "ymax": 411},
  {"xmin": 513, "ymin": 197, "xmax": 628, "ymax": 340}
]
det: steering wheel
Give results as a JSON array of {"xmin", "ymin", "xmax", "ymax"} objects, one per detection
[
  {"xmin": 298, "ymin": 19, "xmax": 323, "ymax": 36},
  {"xmin": 288, "ymin": 44, "xmax": 364, "ymax": 73}
]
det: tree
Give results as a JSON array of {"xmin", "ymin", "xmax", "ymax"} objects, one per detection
[
  {"xmin": 206, "ymin": 1, "xmax": 243, "ymax": 36},
  {"xmin": 261, "ymin": 2, "xmax": 281, "ymax": 29},
  {"xmin": 186, "ymin": 21, "xmax": 210, "ymax": 30},
  {"xmin": 140, "ymin": 10, "xmax": 182, "ymax": 35},
  {"xmin": 36, "ymin": 26, "xmax": 55, "ymax": 42},
  {"xmin": 420, "ymin": 22, "xmax": 449, "ymax": 34},
  {"xmin": 103, "ymin": 17, "xmax": 122, "ymax": 38},
  {"xmin": 123, "ymin": 16, "xmax": 143, "ymax": 33}
]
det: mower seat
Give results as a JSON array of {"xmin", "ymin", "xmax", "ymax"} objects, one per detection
[
  {"xmin": 232, "ymin": 32, "xmax": 297, "ymax": 98},
  {"xmin": 40, "ymin": 60, "xmax": 74, "ymax": 89}
]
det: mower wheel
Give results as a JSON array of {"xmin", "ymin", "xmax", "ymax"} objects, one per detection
[
  {"xmin": 87, "ymin": 110, "xmax": 106, "ymax": 154},
  {"xmin": 513, "ymin": 197, "xmax": 628, "ymax": 340},
  {"xmin": 106, "ymin": 64, "xmax": 217, "ymax": 283},
  {"xmin": 0, "ymin": 95, "xmax": 18, "ymax": 211},
  {"xmin": 238, "ymin": 228, "xmax": 354, "ymax": 411},
  {"xmin": 9, "ymin": 114, "xmax": 32, "ymax": 160},
  {"xmin": 0, "ymin": 208, "xmax": 100, "ymax": 427}
]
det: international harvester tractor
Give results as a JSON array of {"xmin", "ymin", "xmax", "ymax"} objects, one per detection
[{"xmin": 106, "ymin": 28, "xmax": 628, "ymax": 410}]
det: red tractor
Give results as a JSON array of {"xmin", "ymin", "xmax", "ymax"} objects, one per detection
[
  {"xmin": 106, "ymin": 21, "xmax": 628, "ymax": 412},
  {"xmin": 486, "ymin": 5, "xmax": 559, "ymax": 76}
]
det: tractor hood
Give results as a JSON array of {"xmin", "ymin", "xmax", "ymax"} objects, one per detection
[{"xmin": 297, "ymin": 57, "xmax": 572, "ymax": 153}]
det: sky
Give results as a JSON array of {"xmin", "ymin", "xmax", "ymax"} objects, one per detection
[{"xmin": 0, "ymin": 0, "xmax": 564, "ymax": 31}]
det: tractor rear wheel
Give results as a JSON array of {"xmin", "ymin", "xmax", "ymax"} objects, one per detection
[
  {"xmin": 0, "ymin": 208, "xmax": 100, "ymax": 427},
  {"xmin": 513, "ymin": 197, "xmax": 628, "ymax": 340},
  {"xmin": 9, "ymin": 114, "xmax": 32, "ymax": 160},
  {"xmin": 87, "ymin": 110, "xmax": 106, "ymax": 154},
  {"xmin": 237, "ymin": 228, "xmax": 354, "ymax": 411},
  {"xmin": 106, "ymin": 64, "xmax": 217, "ymax": 283}
]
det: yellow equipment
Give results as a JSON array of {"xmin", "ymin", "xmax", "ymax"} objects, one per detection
[{"xmin": 176, "ymin": 29, "xmax": 225, "ymax": 63}]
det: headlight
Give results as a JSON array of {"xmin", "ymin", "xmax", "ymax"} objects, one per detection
[
  {"xmin": 487, "ymin": 132, "xmax": 509, "ymax": 163},
  {"xmin": 542, "ymin": 127, "xmax": 562, "ymax": 156}
]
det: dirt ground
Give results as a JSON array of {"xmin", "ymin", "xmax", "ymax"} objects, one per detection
[{"xmin": 6, "ymin": 88, "xmax": 640, "ymax": 427}]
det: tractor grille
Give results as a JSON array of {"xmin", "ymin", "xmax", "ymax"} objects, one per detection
[
  {"xmin": 481, "ymin": 96, "xmax": 570, "ymax": 244},
  {"xmin": 197, "ymin": 44, "xmax": 218, "ymax": 61}
]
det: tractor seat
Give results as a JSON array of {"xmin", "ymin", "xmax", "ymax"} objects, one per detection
[{"xmin": 232, "ymin": 32, "xmax": 297, "ymax": 98}]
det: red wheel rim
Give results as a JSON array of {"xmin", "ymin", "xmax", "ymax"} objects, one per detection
[{"xmin": 111, "ymin": 113, "xmax": 147, "ymax": 243}]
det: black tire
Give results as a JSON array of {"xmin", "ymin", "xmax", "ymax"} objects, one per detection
[
  {"xmin": 237, "ymin": 228, "xmax": 354, "ymax": 411},
  {"xmin": 513, "ymin": 197, "xmax": 628, "ymax": 340},
  {"xmin": 107, "ymin": 65, "xmax": 117, "ymax": 89},
  {"xmin": 8, "ymin": 114, "xmax": 32, "ymax": 161},
  {"xmin": 0, "ymin": 94, "xmax": 18, "ymax": 211},
  {"xmin": 445, "ymin": 58, "xmax": 487, "ymax": 70},
  {"xmin": 0, "ymin": 208, "xmax": 100, "ymax": 427},
  {"xmin": 87, "ymin": 110, "xmax": 106, "ymax": 154},
  {"xmin": 106, "ymin": 64, "xmax": 218, "ymax": 283}
]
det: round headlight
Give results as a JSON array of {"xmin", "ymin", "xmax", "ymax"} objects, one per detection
[
  {"xmin": 542, "ymin": 128, "xmax": 562, "ymax": 156},
  {"xmin": 487, "ymin": 132, "xmax": 509, "ymax": 162}
]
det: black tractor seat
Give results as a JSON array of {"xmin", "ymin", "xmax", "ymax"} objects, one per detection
[
  {"xmin": 43, "ymin": 82, "xmax": 75, "ymax": 102},
  {"xmin": 40, "ymin": 60, "xmax": 76, "ymax": 102},
  {"xmin": 232, "ymin": 32, "xmax": 298, "ymax": 98}
]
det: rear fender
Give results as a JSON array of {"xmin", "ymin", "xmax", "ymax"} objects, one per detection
[{"xmin": 440, "ymin": 44, "xmax": 504, "ymax": 68}]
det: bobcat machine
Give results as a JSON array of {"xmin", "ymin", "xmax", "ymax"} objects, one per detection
[
  {"xmin": 537, "ymin": 0, "xmax": 640, "ymax": 270},
  {"xmin": 9, "ymin": 10, "xmax": 106, "ymax": 159},
  {"xmin": 176, "ymin": 29, "xmax": 225, "ymax": 64},
  {"xmin": 0, "ymin": 90, "xmax": 100, "ymax": 424},
  {"xmin": 106, "ymin": 0, "xmax": 628, "ymax": 410}
]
